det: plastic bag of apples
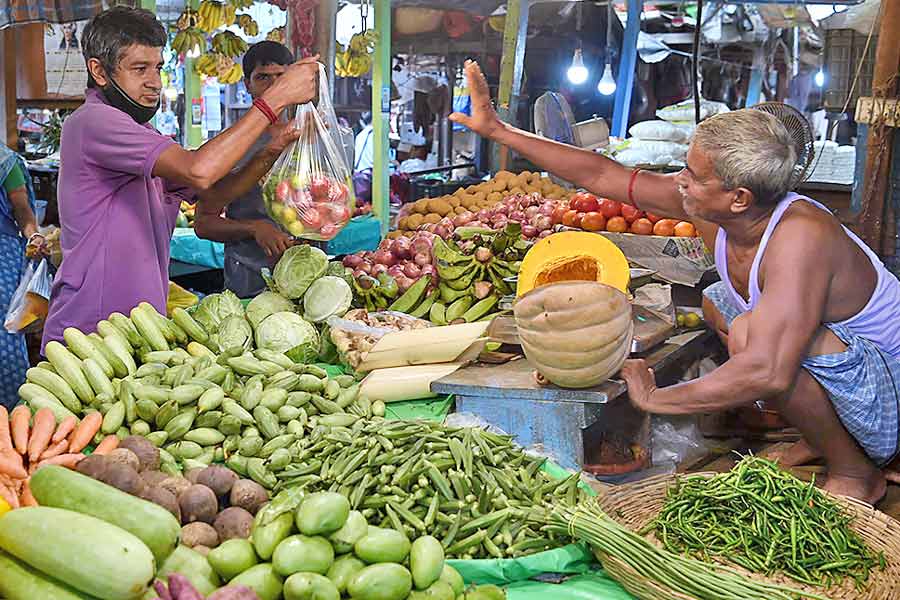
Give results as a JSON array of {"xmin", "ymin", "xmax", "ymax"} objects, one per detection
[{"xmin": 261, "ymin": 65, "xmax": 354, "ymax": 241}]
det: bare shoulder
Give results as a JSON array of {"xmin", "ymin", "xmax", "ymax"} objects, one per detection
[{"xmin": 770, "ymin": 202, "xmax": 841, "ymax": 256}]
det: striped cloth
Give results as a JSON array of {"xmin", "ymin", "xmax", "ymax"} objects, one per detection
[
  {"xmin": 704, "ymin": 281, "xmax": 900, "ymax": 466},
  {"xmin": 0, "ymin": 0, "xmax": 102, "ymax": 28}
]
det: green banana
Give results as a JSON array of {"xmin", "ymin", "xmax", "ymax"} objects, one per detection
[
  {"xmin": 445, "ymin": 296, "xmax": 474, "ymax": 323},
  {"xmin": 429, "ymin": 303, "xmax": 447, "ymax": 326},
  {"xmin": 388, "ymin": 276, "xmax": 429, "ymax": 313},
  {"xmin": 409, "ymin": 289, "xmax": 439, "ymax": 318},
  {"xmin": 439, "ymin": 283, "xmax": 471, "ymax": 305},
  {"xmin": 462, "ymin": 295, "xmax": 500, "ymax": 322}
]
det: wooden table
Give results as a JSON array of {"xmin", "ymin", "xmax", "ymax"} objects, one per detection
[{"xmin": 432, "ymin": 329, "xmax": 717, "ymax": 472}]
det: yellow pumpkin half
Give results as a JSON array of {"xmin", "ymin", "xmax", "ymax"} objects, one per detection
[
  {"xmin": 516, "ymin": 231, "xmax": 630, "ymax": 297},
  {"xmin": 514, "ymin": 281, "xmax": 633, "ymax": 388}
]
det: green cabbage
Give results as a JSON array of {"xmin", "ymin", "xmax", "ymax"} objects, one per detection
[
  {"xmin": 317, "ymin": 324, "xmax": 338, "ymax": 364},
  {"xmin": 273, "ymin": 245, "xmax": 328, "ymax": 300},
  {"xmin": 255, "ymin": 311, "xmax": 319, "ymax": 362},
  {"xmin": 218, "ymin": 315, "xmax": 253, "ymax": 352},
  {"xmin": 193, "ymin": 290, "xmax": 244, "ymax": 334},
  {"xmin": 246, "ymin": 291, "xmax": 295, "ymax": 330},
  {"xmin": 303, "ymin": 276, "xmax": 352, "ymax": 323}
]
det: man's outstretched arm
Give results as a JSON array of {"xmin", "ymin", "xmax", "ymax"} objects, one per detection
[{"xmin": 450, "ymin": 60, "xmax": 688, "ymax": 220}]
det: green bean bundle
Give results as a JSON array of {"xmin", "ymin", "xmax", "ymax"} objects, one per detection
[{"xmin": 642, "ymin": 456, "xmax": 885, "ymax": 589}]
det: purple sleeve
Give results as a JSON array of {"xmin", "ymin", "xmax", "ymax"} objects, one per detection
[
  {"xmin": 82, "ymin": 106, "xmax": 175, "ymax": 178},
  {"xmin": 165, "ymin": 180, "xmax": 197, "ymax": 205}
]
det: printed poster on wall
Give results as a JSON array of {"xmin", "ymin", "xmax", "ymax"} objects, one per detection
[{"xmin": 44, "ymin": 22, "xmax": 89, "ymax": 97}]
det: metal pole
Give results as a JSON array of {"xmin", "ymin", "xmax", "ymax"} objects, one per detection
[
  {"xmin": 492, "ymin": 0, "xmax": 530, "ymax": 174},
  {"xmin": 745, "ymin": 47, "xmax": 764, "ymax": 107},
  {"xmin": 372, "ymin": 0, "xmax": 391, "ymax": 235},
  {"xmin": 611, "ymin": 0, "xmax": 643, "ymax": 138}
]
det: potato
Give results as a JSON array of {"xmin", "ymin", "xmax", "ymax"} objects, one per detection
[
  {"xmin": 412, "ymin": 199, "xmax": 430, "ymax": 214},
  {"xmin": 487, "ymin": 192, "xmax": 503, "ymax": 204},
  {"xmin": 428, "ymin": 199, "xmax": 452, "ymax": 217},
  {"xmin": 75, "ymin": 454, "xmax": 109, "ymax": 481},
  {"xmin": 214, "ymin": 507, "xmax": 254, "ymax": 542},
  {"xmin": 182, "ymin": 522, "xmax": 220, "ymax": 548},
  {"xmin": 106, "ymin": 448, "xmax": 140, "ymax": 472},
  {"xmin": 406, "ymin": 214, "xmax": 425, "ymax": 230},
  {"xmin": 448, "ymin": 197, "xmax": 460, "ymax": 208},
  {"xmin": 397, "ymin": 217, "xmax": 409, "ymax": 230},
  {"xmin": 118, "ymin": 436, "xmax": 160, "ymax": 472},
  {"xmin": 495, "ymin": 170, "xmax": 514, "ymax": 181},
  {"xmin": 100, "ymin": 463, "xmax": 145, "ymax": 496},
  {"xmin": 196, "ymin": 465, "xmax": 238, "ymax": 497},
  {"xmin": 140, "ymin": 487, "xmax": 181, "ymax": 521},
  {"xmin": 179, "ymin": 484, "xmax": 219, "ymax": 524},
  {"xmin": 422, "ymin": 213, "xmax": 441, "ymax": 225},
  {"xmin": 160, "ymin": 475, "xmax": 193, "ymax": 500},
  {"xmin": 230, "ymin": 479, "xmax": 268, "ymax": 515}
]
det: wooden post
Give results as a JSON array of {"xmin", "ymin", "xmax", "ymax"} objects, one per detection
[
  {"xmin": 0, "ymin": 28, "xmax": 16, "ymax": 149},
  {"xmin": 183, "ymin": 0, "xmax": 203, "ymax": 148},
  {"xmin": 315, "ymin": 0, "xmax": 337, "ymax": 87},
  {"xmin": 857, "ymin": 0, "xmax": 900, "ymax": 255},
  {"xmin": 492, "ymin": 0, "xmax": 530, "ymax": 174},
  {"xmin": 371, "ymin": 0, "xmax": 391, "ymax": 236}
]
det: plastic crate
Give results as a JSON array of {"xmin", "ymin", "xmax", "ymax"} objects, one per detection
[{"xmin": 823, "ymin": 28, "xmax": 878, "ymax": 113}]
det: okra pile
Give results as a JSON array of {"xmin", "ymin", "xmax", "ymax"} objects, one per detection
[
  {"xmin": 641, "ymin": 456, "xmax": 885, "ymax": 589},
  {"xmin": 248, "ymin": 419, "xmax": 589, "ymax": 559}
]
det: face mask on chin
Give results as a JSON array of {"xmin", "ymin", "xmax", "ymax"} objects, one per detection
[{"xmin": 101, "ymin": 76, "xmax": 160, "ymax": 124}]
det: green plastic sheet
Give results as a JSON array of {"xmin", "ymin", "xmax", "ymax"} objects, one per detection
[
  {"xmin": 385, "ymin": 395, "xmax": 454, "ymax": 422},
  {"xmin": 448, "ymin": 544, "xmax": 594, "ymax": 585},
  {"xmin": 506, "ymin": 572, "xmax": 635, "ymax": 600}
]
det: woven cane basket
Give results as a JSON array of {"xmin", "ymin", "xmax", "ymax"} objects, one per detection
[{"xmin": 596, "ymin": 473, "xmax": 900, "ymax": 600}]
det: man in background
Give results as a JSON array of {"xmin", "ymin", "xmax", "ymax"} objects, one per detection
[{"xmin": 194, "ymin": 41, "xmax": 301, "ymax": 298}]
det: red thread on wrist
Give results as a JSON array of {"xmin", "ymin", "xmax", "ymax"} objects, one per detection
[
  {"xmin": 253, "ymin": 98, "xmax": 278, "ymax": 125},
  {"xmin": 628, "ymin": 168, "xmax": 644, "ymax": 211}
]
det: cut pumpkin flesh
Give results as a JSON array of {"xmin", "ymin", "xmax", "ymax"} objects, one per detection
[{"xmin": 516, "ymin": 231, "xmax": 630, "ymax": 297}]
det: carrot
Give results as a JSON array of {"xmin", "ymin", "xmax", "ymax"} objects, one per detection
[
  {"xmin": 39, "ymin": 439, "xmax": 69, "ymax": 461},
  {"xmin": 0, "ymin": 406, "xmax": 11, "ymax": 451},
  {"xmin": 9, "ymin": 406, "xmax": 29, "ymax": 455},
  {"xmin": 27, "ymin": 408, "xmax": 55, "ymax": 464},
  {"xmin": 19, "ymin": 480, "xmax": 37, "ymax": 507},
  {"xmin": 68, "ymin": 412, "xmax": 102, "ymax": 453},
  {"xmin": 35, "ymin": 453, "xmax": 85, "ymax": 469},
  {"xmin": 51, "ymin": 415, "xmax": 78, "ymax": 443},
  {"xmin": 0, "ymin": 449, "xmax": 27, "ymax": 479},
  {"xmin": 0, "ymin": 482, "xmax": 18, "ymax": 509},
  {"xmin": 92, "ymin": 435, "xmax": 120, "ymax": 456}
]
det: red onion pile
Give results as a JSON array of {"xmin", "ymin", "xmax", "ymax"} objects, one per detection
[{"xmin": 343, "ymin": 231, "xmax": 439, "ymax": 293}]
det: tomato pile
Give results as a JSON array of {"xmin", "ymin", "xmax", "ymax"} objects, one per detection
[
  {"xmin": 263, "ymin": 174, "xmax": 352, "ymax": 240},
  {"xmin": 552, "ymin": 192, "xmax": 698, "ymax": 237}
]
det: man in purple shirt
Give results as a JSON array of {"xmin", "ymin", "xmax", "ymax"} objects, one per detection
[{"xmin": 42, "ymin": 7, "xmax": 317, "ymax": 352}]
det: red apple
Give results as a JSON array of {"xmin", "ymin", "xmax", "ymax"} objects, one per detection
[{"xmin": 309, "ymin": 176, "xmax": 331, "ymax": 201}]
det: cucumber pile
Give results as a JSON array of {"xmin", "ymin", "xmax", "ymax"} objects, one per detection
[{"xmin": 19, "ymin": 302, "xmax": 380, "ymax": 479}]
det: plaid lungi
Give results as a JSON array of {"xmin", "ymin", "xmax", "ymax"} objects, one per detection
[{"xmin": 704, "ymin": 281, "xmax": 900, "ymax": 466}]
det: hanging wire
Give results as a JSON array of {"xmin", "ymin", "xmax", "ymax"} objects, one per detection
[{"xmin": 692, "ymin": 0, "xmax": 704, "ymax": 124}]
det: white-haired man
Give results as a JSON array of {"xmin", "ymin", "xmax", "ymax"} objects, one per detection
[{"xmin": 451, "ymin": 61, "xmax": 900, "ymax": 503}]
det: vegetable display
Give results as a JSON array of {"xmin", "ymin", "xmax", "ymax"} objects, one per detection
[
  {"xmin": 272, "ymin": 419, "xmax": 588, "ymax": 559},
  {"xmin": 393, "ymin": 171, "xmax": 573, "ymax": 239},
  {"xmin": 641, "ymin": 456, "xmax": 885, "ymax": 588}
]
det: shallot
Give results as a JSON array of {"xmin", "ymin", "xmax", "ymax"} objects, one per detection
[
  {"xmin": 373, "ymin": 249, "xmax": 396, "ymax": 266},
  {"xmin": 342, "ymin": 254, "xmax": 364, "ymax": 269},
  {"xmin": 403, "ymin": 263, "xmax": 422, "ymax": 278}
]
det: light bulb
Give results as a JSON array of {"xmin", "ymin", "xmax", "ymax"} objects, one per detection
[
  {"xmin": 567, "ymin": 48, "xmax": 589, "ymax": 85},
  {"xmin": 814, "ymin": 69, "xmax": 825, "ymax": 88},
  {"xmin": 597, "ymin": 63, "xmax": 616, "ymax": 95}
]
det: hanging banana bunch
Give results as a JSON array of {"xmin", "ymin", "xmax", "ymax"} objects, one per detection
[
  {"xmin": 228, "ymin": 0, "xmax": 254, "ymax": 9},
  {"xmin": 335, "ymin": 30, "xmax": 378, "ymax": 78},
  {"xmin": 212, "ymin": 30, "xmax": 248, "ymax": 57},
  {"xmin": 175, "ymin": 9, "xmax": 200, "ymax": 31},
  {"xmin": 193, "ymin": 52, "xmax": 219, "ymax": 77},
  {"xmin": 235, "ymin": 14, "xmax": 259, "ymax": 37},
  {"xmin": 266, "ymin": 27, "xmax": 285, "ymax": 44},
  {"xmin": 197, "ymin": 0, "xmax": 234, "ymax": 33},
  {"xmin": 172, "ymin": 27, "xmax": 207, "ymax": 55}
]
